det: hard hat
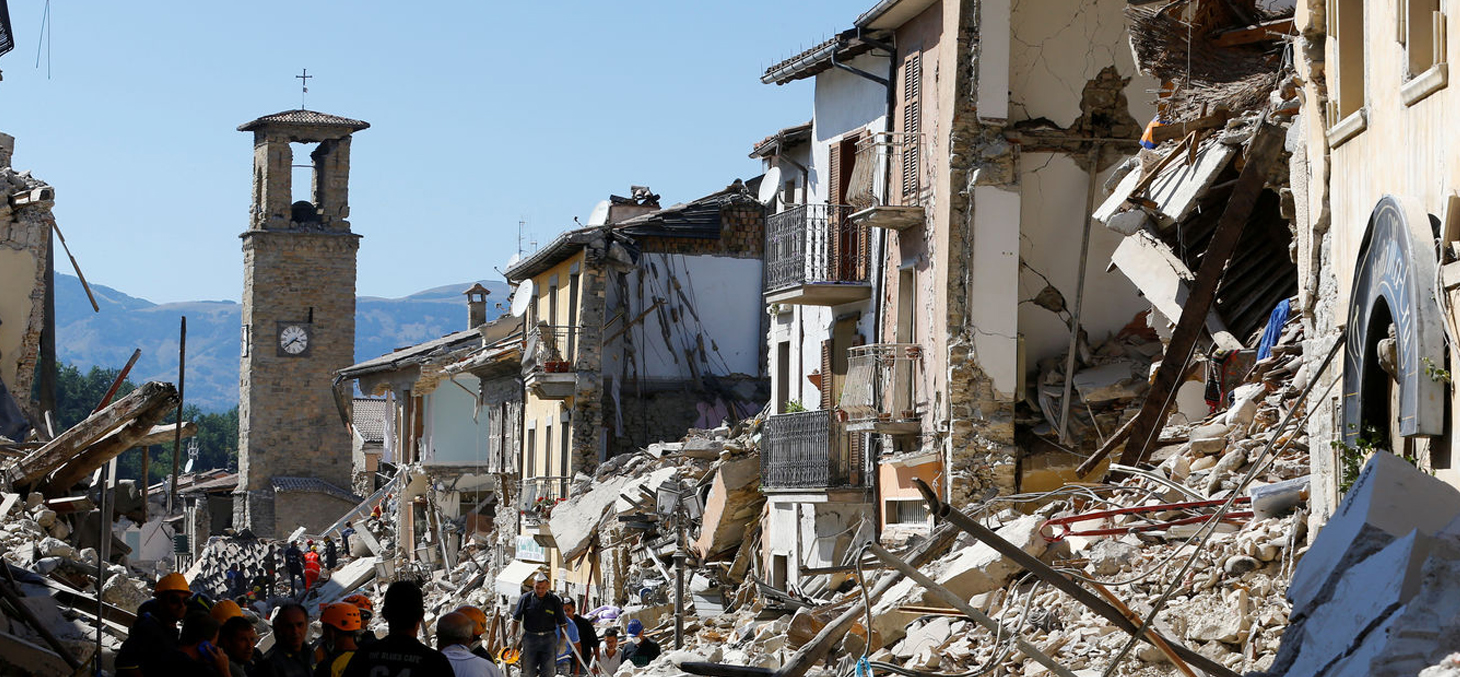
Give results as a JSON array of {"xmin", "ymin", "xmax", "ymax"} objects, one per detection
[
  {"xmin": 499, "ymin": 648, "xmax": 521, "ymax": 665},
  {"xmin": 321, "ymin": 603, "xmax": 363, "ymax": 632},
  {"xmin": 455, "ymin": 606, "xmax": 487, "ymax": 636},
  {"xmin": 343, "ymin": 594, "xmax": 374, "ymax": 612},
  {"xmin": 211, "ymin": 599, "xmax": 244, "ymax": 623},
  {"xmin": 155, "ymin": 572, "xmax": 190, "ymax": 595}
]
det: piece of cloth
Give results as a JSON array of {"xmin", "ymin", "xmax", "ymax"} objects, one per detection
[
  {"xmin": 513, "ymin": 592, "xmax": 567, "ymax": 633},
  {"xmin": 340, "ymin": 634, "xmax": 453, "ymax": 677},
  {"xmin": 116, "ymin": 605, "xmax": 179, "ymax": 676},
  {"xmin": 1205, "ymin": 349, "xmax": 1240, "ymax": 413},
  {"xmin": 312, "ymin": 648, "xmax": 355, "ymax": 677},
  {"xmin": 1256, "ymin": 298, "xmax": 1291, "ymax": 361},
  {"xmin": 520, "ymin": 631, "xmax": 557, "ymax": 677},
  {"xmin": 442, "ymin": 644, "xmax": 502, "ymax": 677},
  {"xmin": 556, "ymin": 619, "xmax": 581, "ymax": 664},
  {"xmin": 593, "ymin": 648, "xmax": 623, "ymax": 675},
  {"xmin": 256, "ymin": 644, "xmax": 314, "ymax": 677}
]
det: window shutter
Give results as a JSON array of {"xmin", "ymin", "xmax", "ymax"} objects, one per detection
[
  {"xmin": 820, "ymin": 339, "xmax": 834, "ymax": 410},
  {"xmin": 828, "ymin": 144, "xmax": 843, "ymax": 207},
  {"xmin": 828, "ymin": 144, "xmax": 844, "ymax": 282},
  {"xmin": 902, "ymin": 52, "xmax": 922, "ymax": 203}
]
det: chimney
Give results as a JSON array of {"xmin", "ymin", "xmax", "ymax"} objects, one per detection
[{"xmin": 464, "ymin": 283, "xmax": 490, "ymax": 328}]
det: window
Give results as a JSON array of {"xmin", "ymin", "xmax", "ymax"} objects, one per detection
[
  {"xmin": 544, "ymin": 423, "xmax": 553, "ymax": 483},
  {"xmin": 567, "ymin": 272, "xmax": 580, "ymax": 358},
  {"xmin": 525, "ymin": 423, "xmax": 537, "ymax": 479},
  {"xmin": 1328, "ymin": 0, "xmax": 1366, "ymax": 121},
  {"xmin": 1404, "ymin": 0, "xmax": 1444, "ymax": 77},
  {"xmin": 897, "ymin": 267, "xmax": 916, "ymax": 344},
  {"xmin": 887, "ymin": 499, "xmax": 930, "ymax": 525},
  {"xmin": 559, "ymin": 411, "xmax": 571, "ymax": 491}
]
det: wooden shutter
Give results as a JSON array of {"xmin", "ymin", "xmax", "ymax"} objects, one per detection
[
  {"xmin": 828, "ymin": 144, "xmax": 843, "ymax": 282},
  {"xmin": 902, "ymin": 51, "xmax": 922, "ymax": 203},
  {"xmin": 820, "ymin": 339, "xmax": 834, "ymax": 410}
]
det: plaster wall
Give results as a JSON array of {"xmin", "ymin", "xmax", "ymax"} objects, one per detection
[
  {"xmin": 1017, "ymin": 152, "xmax": 1148, "ymax": 363},
  {"xmin": 877, "ymin": 459, "xmax": 942, "ymax": 526},
  {"xmin": 811, "ymin": 53, "xmax": 892, "ymax": 201},
  {"xmin": 605, "ymin": 254, "xmax": 764, "ymax": 380},
  {"xmin": 1008, "ymin": 0, "xmax": 1155, "ymax": 127},
  {"xmin": 0, "ymin": 249, "xmax": 39, "ymax": 393},
  {"xmin": 423, "ymin": 374, "xmax": 491, "ymax": 466},
  {"xmin": 523, "ymin": 253, "xmax": 585, "ymax": 484},
  {"xmin": 970, "ymin": 186, "xmax": 1022, "ymax": 396}
]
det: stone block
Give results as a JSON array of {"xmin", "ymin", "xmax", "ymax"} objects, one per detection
[
  {"xmin": 928, "ymin": 515, "xmax": 1047, "ymax": 602},
  {"xmin": 1289, "ymin": 452, "xmax": 1460, "ymax": 619}
]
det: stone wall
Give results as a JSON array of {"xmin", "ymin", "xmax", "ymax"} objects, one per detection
[
  {"xmin": 274, "ymin": 491, "xmax": 358, "ymax": 536},
  {"xmin": 0, "ymin": 132, "xmax": 53, "ymax": 410}
]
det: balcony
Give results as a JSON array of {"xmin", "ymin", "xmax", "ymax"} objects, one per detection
[
  {"xmin": 523, "ymin": 324, "xmax": 576, "ymax": 400},
  {"xmin": 761, "ymin": 410, "xmax": 865, "ymax": 490},
  {"xmin": 840, "ymin": 343, "xmax": 924, "ymax": 434},
  {"xmin": 520, "ymin": 475, "xmax": 570, "ymax": 533},
  {"xmin": 849, "ymin": 132, "xmax": 926, "ymax": 232},
  {"xmin": 765, "ymin": 204, "xmax": 872, "ymax": 307}
]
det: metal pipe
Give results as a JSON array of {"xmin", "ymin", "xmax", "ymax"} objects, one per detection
[
  {"xmin": 1058, "ymin": 143, "xmax": 1101, "ymax": 443},
  {"xmin": 168, "ymin": 316, "xmax": 186, "ymax": 516},
  {"xmin": 911, "ymin": 478, "xmax": 1240, "ymax": 677},
  {"xmin": 865, "ymin": 542, "xmax": 1079, "ymax": 677}
]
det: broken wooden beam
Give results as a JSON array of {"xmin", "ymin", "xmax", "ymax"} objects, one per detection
[
  {"xmin": 1149, "ymin": 110, "xmax": 1231, "ymax": 145},
  {"xmin": 776, "ymin": 523, "xmax": 958, "ymax": 677},
  {"xmin": 8, "ymin": 382, "xmax": 178, "ymax": 489},
  {"xmin": 912, "ymin": 479, "xmax": 1241, "ymax": 677},
  {"xmin": 1108, "ymin": 120, "xmax": 1286, "ymax": 472},
  {"xmin": 40, "ymin": 386, "xmax": 179, "ymax": 495},
  {"xmin": 1210, "ymin": 18, "xmax": 1294, "ymax": 48},
  {"xmin": 132, "ymin": 421, "xmax": 197, "ymax": 448},
  {"xmin": 866, "ymin": 541, "xmax": 1080, "ymax": 677}
]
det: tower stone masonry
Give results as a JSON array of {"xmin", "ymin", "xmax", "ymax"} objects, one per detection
[{"xmin": 235, "ymin": 109, "xmax": 369, "ymax": 537}]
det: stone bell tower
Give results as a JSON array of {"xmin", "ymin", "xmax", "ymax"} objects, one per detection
[{"xmin": 236, "ymin": 109, "xmax": 369, "ymax": 537}]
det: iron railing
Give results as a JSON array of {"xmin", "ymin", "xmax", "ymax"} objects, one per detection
[
  {"xmin": 853, "ymin": 132, "xmax": 925, "ymax": 207},
  {"xmin": 520, "ymin": 475, "xmax": 571, "ymax": 525},
  {"xmin": 523, "ymin": 324, "xmax": 577, "ymax": 374},
  {"xmin": 765, "ymin": 204, "xmax": 868, "ymax": 294},
  {"xmin": 761, "ymin": 410, "xmax": 864, "ymax": 488},
  {"xmin": 841, "ymin": 343, "xmax": 923, "ymax": 425}
]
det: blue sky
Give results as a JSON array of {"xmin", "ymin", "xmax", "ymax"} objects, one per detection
[{"xmin": 0, "ymin": 2, "xmax": 858, "ymax": 303}]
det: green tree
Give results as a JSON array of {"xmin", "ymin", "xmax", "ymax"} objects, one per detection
[{"xmin": 50, "ymin": 362, "xmax": 237, "ymax": 482}]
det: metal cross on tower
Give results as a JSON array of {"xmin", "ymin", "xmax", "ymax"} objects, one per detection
[{"xmin": 296, "ymin": 68, "xmax": 313, "ymax": 108}]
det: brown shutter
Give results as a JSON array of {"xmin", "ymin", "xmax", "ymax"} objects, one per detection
[
  {"xmin": 828, "ymin": 144, "xmax": 843, "ymax": 207},
  {"xmin": 827, "ymin": 144, "xmax": 843, "ymax": 282},
  {"xmin": 820, "ymin": 339, "xmax": 834, "ymax": 410},
  {"xmin": 902, "ymin": 51, "xmax": 922, "ymax": 203}
]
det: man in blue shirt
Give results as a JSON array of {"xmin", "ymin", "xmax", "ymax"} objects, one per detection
[
  {"xmin": 511, "ymin": 573, "xmax": 570, "ymax": 677},
  {"xmin": 555, "ymin": 612, "xmax": 581, "ymax": 675}
]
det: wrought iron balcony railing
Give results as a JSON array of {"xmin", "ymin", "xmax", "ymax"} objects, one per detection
[
  {"xmin": 520, "ymin": 475, "xmax": 571, "ymax": 526},
  {"xmin": 523, "ymin": 323, "xmax": 577, "ymax": 373},
  {"xmin": 765, "ymin": 204, "xmax": 870, "ymax": 304},
  {"xmin": 761, "ymin": 410, "xmax": 865, "ymax": 489},
  {"xmin": 840, "ymin": 343, "xmax": 923, "ymax": 433}
]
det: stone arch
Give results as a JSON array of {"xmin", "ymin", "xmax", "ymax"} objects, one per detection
[{"xmin": 1342, "ymin": 195, "xmax": 1446, "ymax": 446}]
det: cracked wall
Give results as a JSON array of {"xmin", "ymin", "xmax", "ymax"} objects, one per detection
[{"xmin": 0, "ymin": 132, "xmax": 53, "ymax": 419}]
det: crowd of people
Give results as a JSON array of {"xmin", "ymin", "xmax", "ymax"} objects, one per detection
[{"xmin": 115, "ymin": 567, "xmax": 663, "ymax": 677}]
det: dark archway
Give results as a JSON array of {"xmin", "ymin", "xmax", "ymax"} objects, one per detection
[{"xmin": 1342, "ymin": 195, "xmax": 1446, "ymax": 447}]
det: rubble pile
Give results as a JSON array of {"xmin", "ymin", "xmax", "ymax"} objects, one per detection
[{"xmin": 617, "ymin": 309, "xmax": 1317, "ymax": 676}]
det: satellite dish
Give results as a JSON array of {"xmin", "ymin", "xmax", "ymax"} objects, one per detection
[
  {"xmin": 510, "ymin": 278, "xmax": 535, "ymax": 318},
  {"xmin": 587, "ymin": 200, "xmax": 611, "ymax": 226},
  {"xmin": 758, "ymin": 166, "xmax": 783, "ymax": 206}
]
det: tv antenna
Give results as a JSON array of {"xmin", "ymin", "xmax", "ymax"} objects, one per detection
[{"xmin": 518, "ymin": 219, "xmax": 525, "ymax": 257}]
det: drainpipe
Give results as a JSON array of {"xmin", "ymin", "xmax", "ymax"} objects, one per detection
[{"xmin": 871, "ymin": 32, "xmax": 897, "ymax": 539}]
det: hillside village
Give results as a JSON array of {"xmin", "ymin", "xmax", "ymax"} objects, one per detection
[{"xmin": 10, "ymin": 0, "xmax": 1460, "ymax": 676}]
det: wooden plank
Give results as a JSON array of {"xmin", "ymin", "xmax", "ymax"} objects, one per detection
[
  {"xmin": 1149, "ymin": 111, "xmax": 1231, "ymax": 144},
  {"xmin": 132, "ymin": 421, "xmax": 197, "ymax": 448},
  {"xmin": 8, "ymin": 382, "xmax": 177, "ymax": 488},
  {"xmin": 1108, "ymin": 121, "xmax": 1286, "ymax": 471},
  {"xmin": 41, "ymin": 389, "xmax": 180, "ymax": 495},
  {"xmin": 1211, "ymin": 19, "xmax": 1294, "ymax": 47},
  {"xmin": 37, "ymin": 575, "xmax": 137, "ymax": 627}
]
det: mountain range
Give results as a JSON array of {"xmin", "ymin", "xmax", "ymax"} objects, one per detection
[{"xmin": 54, "ymin": 274, "xmax": 509, "ymax": 411}]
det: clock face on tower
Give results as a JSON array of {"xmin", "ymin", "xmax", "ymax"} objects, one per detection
[{"xmin": 277, "ymin": 323, "xmax": 311, "ymax": 357}]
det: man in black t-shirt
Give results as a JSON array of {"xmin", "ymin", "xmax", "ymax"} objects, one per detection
[
  {"xmin": 511, "ymin": 573, "xmax": 569, "ymax": 677},
  {"xmin": 341, "ymin": 580, "xmax": 453, "ymax": 677},
  {"xmin": 563, "ymin": 599, "xmax": 598, "ymax": 675}
]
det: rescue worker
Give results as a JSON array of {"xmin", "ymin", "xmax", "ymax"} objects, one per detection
[
  {"xmin": 314, "ymin": 603, "xmax": 363, "ymax": 677},
  {"xmin": 341, "ymin": 580, "xmax": 453, "ymax": 677},
  {"xmin": 510, "ymin": 573, "xmax": 570, "ymax": 677},
  {"xmin": 257, "ymin": 603, "xmax": 313, "ymax": 677},
  {"xmin": 303, "ymin": 544, "xmax": 323, "ymax": 592},
  {"xmin": 325, "ymin": 537, "xmax": 339, "ymax": 570},
  {"xmin": 218, "ymin": 615, "xmax": 262, "ymax": 677},
  {"xmin": 117, "ymin": 572, "xmax": 192, "ymax": 677},
  {"xmin": 621, "ymin": 619, "xmax": 660, "ymax": 667},
  {"xmin": 563, "ymin": 599, "xmax": 598, "ymax": 674},
  {"xmin": 159, "ymin": 611, "xmax": 231, "ymax": 676},
  {"xmin": 454, "ymin": 604, "xmax": 492, "ymax": 660},
  {"xmin": 285, "ymin": 541, "xmax": 305, "ymax": 596}
]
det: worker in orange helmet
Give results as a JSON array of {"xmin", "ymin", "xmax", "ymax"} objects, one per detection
[
  {"xmin": 315, "ymin": 603, "xmax": 363, "ymax": 677},
  {"xmin": 117, "ymin": 572, "xmax": 192, "ymax": 677},
  {"xmin": 455, "ymin": 605, "xmax": 492, "ymax": 660}
]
